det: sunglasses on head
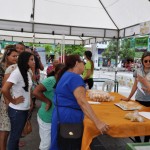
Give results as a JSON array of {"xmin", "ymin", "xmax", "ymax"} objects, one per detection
[{"xmin": 144, "ymin": 60, "xmax": 150, "ymax": 63}]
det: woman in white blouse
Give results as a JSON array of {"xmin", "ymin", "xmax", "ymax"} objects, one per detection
[{"xmin": 2, "ymin": 51, "xmax": 35, "ymax": 150}]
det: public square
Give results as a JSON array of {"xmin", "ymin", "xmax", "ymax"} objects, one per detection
[
  {"xmin": 0, "ymin": 1, "xmax": 150, "ymax": 150},
  {"xmin": 20, "ymin": 68, "xmax": 137, "ymax": 150}
]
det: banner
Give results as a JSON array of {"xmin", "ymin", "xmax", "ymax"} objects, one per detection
[
  {"xmin": 130, "ymin": 38, "xmax": 135, "ymax": 49},
  {"xmin": 0, "ymin": 41, "xmax": 17, "ymax": 49},
  {"xmin": 140, "ymin": 21, "xmax": 150, "ymax": 35},
  {"xmin": 135, "ymin": 36, "xmax": 148, "ymax": 52},
  {"xmin": 148, "ymin": 38, "xmax": 150, "ymax": 52}
]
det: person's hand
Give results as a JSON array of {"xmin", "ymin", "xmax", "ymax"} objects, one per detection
[
  {"xmin": 96, "ymin": 121, "xmax": 109, "ymax": 135},
  {"xmin": 142, "ymin": 87, "xmax": 150, "ymax": 93},
  {"xmin": 137, "ymin": 75, "xmax": 146, "ymax": 83},
  {"xmin": 120, "ymin": 97, "xmax": 130, "ymax": 101},
  {"xmin": 14, "ymin": 96, "xmax": 24, "ymax": 105},
  {"xmin": 45, "ymin": 101, "xmax": 51, "ymax": 111}
]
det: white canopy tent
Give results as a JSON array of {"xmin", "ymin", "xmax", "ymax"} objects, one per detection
[{"xmin": 0, "ymin": 0, "xmax": 150, "ymax": 44}]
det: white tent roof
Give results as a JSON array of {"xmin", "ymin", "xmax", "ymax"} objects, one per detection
[{"xmin": 0, "ymin": 0, "xmax": 150, "ymax": 44}]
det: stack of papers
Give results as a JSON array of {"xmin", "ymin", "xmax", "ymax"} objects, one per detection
[
  {"xmin": 139, "ymin": 112, "xmax": 150, "ymax": 120},
  {"xmin": 88, "ymin": 101, "xmax": 101, "ymax": 104}
]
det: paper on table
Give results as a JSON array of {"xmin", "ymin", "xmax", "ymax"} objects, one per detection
[
  {"xmin": 135, "ymin": 145, "xmax": 150, "ymax": 150},
  {"xmin": 88, "ymin": 101, "xmax": 101, "ymax": 104},
  {"xmin": 139, "ymin": 112, "xmax": 150, "ymax": 120},
  {"xmin": 137, "ymin": 82, "xmax": 145, "ymax": 95}
]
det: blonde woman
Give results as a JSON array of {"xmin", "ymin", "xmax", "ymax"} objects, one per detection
[{"xmin": 0, "ymin": 47, "xmax": 18, "ymax": 150}]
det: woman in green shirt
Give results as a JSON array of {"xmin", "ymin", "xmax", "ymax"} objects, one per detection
[
  {"xmin": 82, "ymin": 51, "xmax": 94, "ymax": 89},
  {"xmin": 33, "ymin": 63, "xmax": 64, "ymax": 150}
]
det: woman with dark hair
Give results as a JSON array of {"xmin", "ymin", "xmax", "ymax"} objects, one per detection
[
  {"xmin": 82, "ymin": 51, "xmax": 94, "ymax": 89},
  {"xmin": 33, "ymin": 63, "xmax": 64, "ymax": 150},
  {"xmin": 2, "ymin": 51, "xmax": 35, "ymax": 150},
  {"xmin": 50, "ymin": 55, "xmax": 109, "ymax": 150},
  {"xmin": 0, "ymin": 47, "xmax": 18, "ymax": 150},
  {"xmin": 121, "ymin": 51, "xmax": 150, "ymax": 142}
]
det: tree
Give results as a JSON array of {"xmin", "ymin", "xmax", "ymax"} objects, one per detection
[
  {"xmin": 54, "ymin": 44, "xmax": 86, "ymax": 56},
  {"xmin": 102, "ymin": 38, "xmax": 135, "ymax": 62},
  {"xmin": 119, "ymin": 38, "xmax": 135, "ymax": 60},
  {"xmin": 102, "ymin": 40, "xmax": 118, "ymax": 60},
  {"xmin": 44, "ymin": 44, "xmax": 53, "ymax": 55}
]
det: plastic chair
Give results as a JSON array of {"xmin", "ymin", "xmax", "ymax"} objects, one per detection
[{"xmin": 102, "ymin": 80, "xmax": 114, "ymax": 92}]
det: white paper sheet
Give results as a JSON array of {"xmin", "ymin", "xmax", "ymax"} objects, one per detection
[
  {"xmin": 134, "ymin": 146, "xmax": 150, "ymax": 150},
  {"xmin": 139, "ymin": 112, "xmax": 150, "ymax": 120},
  {"xmin": 88, "ymin": 101, "xmax": 101, "ymax": 104},
  {"xmin": 137, "ymin": 82, "xmax": 145, "ymax": 95}
]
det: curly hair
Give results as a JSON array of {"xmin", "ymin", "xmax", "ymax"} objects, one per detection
[{"xmin": 17, "ymin": 51, "xmax": 33, "ymax": 92}]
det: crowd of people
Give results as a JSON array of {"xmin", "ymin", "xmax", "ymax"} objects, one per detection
[
  {"xmin": 0, "ymin": 43, "xmax": 44, "ymax": 150},
  {"xmin": 1, "ymin": 43, "xmax": 150, "ymax": 150},
  {"xmin": 0, "ymin": 46, "xmax": 109, "ymax": 150}
]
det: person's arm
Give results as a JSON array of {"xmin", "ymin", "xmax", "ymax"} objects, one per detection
[
  {"xmin": 121, "ymin": 79, "xmax": 138, "ymax": 101},
  {"xmin": 2, "ymin": 82, "xmax": 24, "ymax": 105},
  {"xmin": 30, "ymin": 90, "xmax": 33, "ymax": 111},
  {"xmin": 2, "ymin": 73, "xmax": 11, "ymax": 104},
  {"xmin": 74, "ymin": 86, "xmax": 109, "ymax": 134},
  {"xmin": 37, "ymin": 56, "xmax": 44, "ymax": 71},
  {"xmin": 137, "ymin": 75, "xmax": 150, "ymax": 93},
  {"xmin": 33, "ymin": 84, "xmax": 51, "ymax": 111}
]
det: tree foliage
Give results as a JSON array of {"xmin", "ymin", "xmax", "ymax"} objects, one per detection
[
  {"xmin": 54, "ymin": 44, "xmax": 86, "ymax": 56},
  {"xmin": 102, "ymin": 40, "xmax": 118, "ymax": 59},
  {"xmin": 44, "ymin": 44, "xmax": 53, "ymax": 54},
  {"xmin": 119, "ymin": 39, "xmax": 135, "ymax": 60},
  {"xmin": 102, "ymin": 38, "xmax": 135, "ymax": 61}
]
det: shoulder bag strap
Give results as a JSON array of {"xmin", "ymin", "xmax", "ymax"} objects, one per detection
[{"xmin": 56, "ymin": 94, "xmax": 60, "ymax": 124}]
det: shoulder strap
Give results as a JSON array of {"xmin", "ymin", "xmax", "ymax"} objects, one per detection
[{"xmin": 56, "ymin": 94, "xmax": 60, "ymax": 123}]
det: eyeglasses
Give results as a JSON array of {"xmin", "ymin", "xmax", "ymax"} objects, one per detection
[{"xmin": 144, "ymin": 60, "xmax": 150, "ymax": 63}]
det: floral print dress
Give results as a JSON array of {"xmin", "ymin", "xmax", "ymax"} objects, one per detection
[{"xmin": 0, "ymin": 64, "xmax": 17, "ymax": 131}]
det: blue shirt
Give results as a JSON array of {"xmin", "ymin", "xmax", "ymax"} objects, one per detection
[{"xmin": 54, "ymin": 71, "xmax": 85, "ymax": 109}]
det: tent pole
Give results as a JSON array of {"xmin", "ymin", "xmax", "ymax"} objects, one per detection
[
  {"xmin": 62, "ymin": 35, "xmax": 65, "ymax": 63},
  {"xmin": 114, "ymin": 30, "xmax": 120, "ymax": 92},
  {"xmin": 98, "ymin": 0, "xmax": 119, "ymax": 30}
]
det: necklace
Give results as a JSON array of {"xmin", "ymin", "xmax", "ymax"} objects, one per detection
[{"xmin": 144, "ymin": 68, "xmax": 150, "ymax": 75}]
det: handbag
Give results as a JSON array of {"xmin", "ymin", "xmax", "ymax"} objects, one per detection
[
  {"xmin": 56, "ymin": 96, "xmax": 83, "ymax": 150},
  {"xmin": 22, "ymin": 119, "xmax": 32, "ymax": 136},
  {"xmin": 22, "ymin": 111, "xmax": 32, "ymax": 136}
]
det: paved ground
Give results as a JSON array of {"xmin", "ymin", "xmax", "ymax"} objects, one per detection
[
  {"xmin": 20, "ymin": 100, "xmax": 134, "ymax": 150},
  {"xmin": 20, "ymin": 69, "xmax": 137, "ymax": 150}
]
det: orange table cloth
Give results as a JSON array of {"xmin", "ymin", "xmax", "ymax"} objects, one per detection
[{"xmin": 81, "ymin": 92, "xmax": 150, "ymax": 150}]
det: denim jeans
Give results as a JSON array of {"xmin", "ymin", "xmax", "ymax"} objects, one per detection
[{"xmin": 8, "ymin": 107, "xmax": 28, "ymax": 150}]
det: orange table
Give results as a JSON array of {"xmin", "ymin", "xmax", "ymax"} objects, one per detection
[{"xmin": 81, "ymin": 93, "xmax": 150, "ymax": 150}]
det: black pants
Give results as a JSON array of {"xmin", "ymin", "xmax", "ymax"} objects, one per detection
[
  {"xmin": 84, "ymin": 78, "xmax": 93, "ymax": 89},
  {"xmin": 134, "ymin": 100, "xmax": 150, "ymax": 142}
]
